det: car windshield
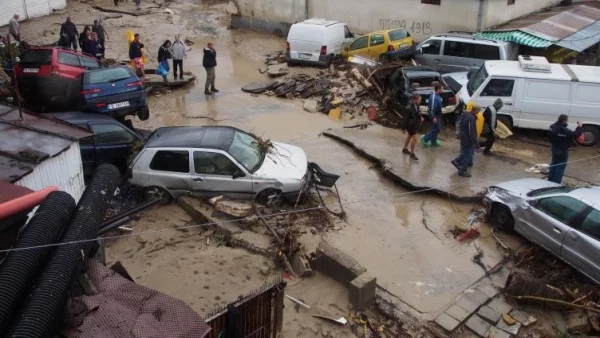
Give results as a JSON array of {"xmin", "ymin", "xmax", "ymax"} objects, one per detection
[
  {"xmin": 466, "ymin": 65, "xmax": 488, "ymax": 96},
  {"xmin": 527, "ymin": 186, "xmax": 577, "ymax": 197},
  {"xmin": 227, "ymin": 130, "xmax": 265, "ymax": 173},
  {"xmin": 87, "ymin": 68, "xmax": 131, "ymax": 84}
]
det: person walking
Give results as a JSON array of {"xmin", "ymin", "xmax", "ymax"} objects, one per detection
[
  {"xmin": 135, "ymin": 0, "xmax": 141, "ymax": 10},
  {"xmin": 480, "ymin": 98, "xmax": 503, "ymax": 156},
  {"xmin": 79, "ymin": 25, "xmax": 92, "ymax": 54},
  {"xmin": 60, "ymin": 17, "xmax": 79, "ymax": 51},
  {"xmin": 203, "ymin": 42, "xmax": 218, "ymax": 95},
  {"xmin": 9, "ymin": 14, "xmax": 20, "ymax": 42},
  {"xmin": 92, "ymin": 19, "xmax": 108, "ymax": 58},
  {"xmin": 129, "ymin": 33, "xmax": 146, "ymax": 80},
  {"xmin": 171, "ymin": 34, "xmax": 186, "ymax": 80},
  {"xmin": 452, "ymin": 104, "xmax": 481, "ymax": 177},
  {"xmin": 421, "ymin": 84, "xmax": 443, "ymax": 147},
  {"xmin": 547, "ymin": 114, "xmax": 583, "ymax": 184},
  {"xmin": 402, "ymin": 94, "xmax": 424, "ymax": 161},
  {"xmin": 157, "ymin": 40, "xmax": 172, "ymax": 82}
]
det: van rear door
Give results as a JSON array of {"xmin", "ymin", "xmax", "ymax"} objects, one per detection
[{"xmin": 287, "ymin": 24, "xmax": 325, "ymax": 62}]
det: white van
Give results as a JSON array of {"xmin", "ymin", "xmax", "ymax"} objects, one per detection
[
  {"xmin": 446, "ymin": 56, "xmax": 600, "ymax": 145},
  {"xmin": 286, "ymin": 18, "xmax": 354, "ymax": 66}
]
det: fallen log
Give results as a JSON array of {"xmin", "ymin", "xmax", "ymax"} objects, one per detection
[
  {"xmin": 505, "ymin": 271, "xmax": 569, "ymax": 303},
  {"xmin": 350, "ymin": 68, "xmax": 372, "ymax": 89}
]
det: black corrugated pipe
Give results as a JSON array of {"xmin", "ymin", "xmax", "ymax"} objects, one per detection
[
  {"xmin": 8, "ymin": 163, "xmax": 121, "ymax": 338},
  {"xmin": 0, "ymin": 191, "xmax": 76, "ymax": 336}
]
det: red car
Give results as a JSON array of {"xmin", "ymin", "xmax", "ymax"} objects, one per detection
[{"xmin": 15, "ymin": 47, "xmax": 102, "ymax": 110}]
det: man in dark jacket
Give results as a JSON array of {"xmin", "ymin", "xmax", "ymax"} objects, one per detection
[
  {"xmin": 203, "ymin": 43, "xmax": 218, "ymax": 95},
  {"xmin": 452, "ymin": 105, "xmax": 481, "ymax": 177},
  {"xmin": 92, "ymin": 19, "xmax": 108, "ymax": 58},
  {"xmin": 480, "ymin": 98, "xmax": 503, "ymax": 155},
  {"xmin": 547, "ymin": 114, "xmax": 583, "ymax": 184},
  {"xmin": 402, "ymin": 94, "xmax": 424, "ymax": 161},
  {"xmin": 59, "ymin": 17, "xmax": 78, "ymax": 51},
  {"xmin": 421, "ymin": 84, "xmax": 443, "ymax": 147}
]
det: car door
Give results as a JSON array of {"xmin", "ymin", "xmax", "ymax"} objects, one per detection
[
  {"xmin": 561, "ymin": 208, "xmax": 600, "ymax": 282},
  {"xmin": 368, "ymin": 33, "xmax": 386, "ymax": 59},
  {"xmin": 191, "ymin": 150, "xmax": 253, "ymax": 198},
  {"xmin": 439, "ymin": 40, "xmax": 474, "ymax": 73},
  {"xmin": 57, "ymin": 51, "xmax": 85, "ymax": 80},
  {"xmin": 413, "ymin": 38, "xmax": 443, "ymax": 71},
  {"xmin": 147, "ymin": 149, "xmax": 192, "ymax": 192},
  {"xmin": 89, "ymin": 122, "xmax": 138, "ymax": 173},
  {"xmin": 345, "ymin": 35, "xmax": 369, "ymax": 58},
  {"xmin": 517, "ymin": 196, "xmax": 589, "ymax": 256},
  {"xmin": 476, "ymin": 78, "xmax": 516, "ymax": 116}
]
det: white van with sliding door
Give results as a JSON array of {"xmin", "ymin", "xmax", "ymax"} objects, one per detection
[
  {"xmin": 286, "ymin": 18, "xmax": 355, "ymax": 66},
  {"xmin": 446, "ymin": 56, "xmax": 600, "ymax": 145}
]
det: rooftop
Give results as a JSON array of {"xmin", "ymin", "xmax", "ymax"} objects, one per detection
[
  {"xmin": 147, "ymin": 126, "xmax": 236, "ymax": 150},
  {"xmin": 485, "ymin": 60, "xmax": 600, "ymax": 83}
]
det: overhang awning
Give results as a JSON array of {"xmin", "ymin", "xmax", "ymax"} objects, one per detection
[
  {"xmin": 555, "ymin": 19, "xmax": 600, "ymax": 52},
  {"xmin": 474, "ymin": 31, "xmax": 553, "ymax": 48}
]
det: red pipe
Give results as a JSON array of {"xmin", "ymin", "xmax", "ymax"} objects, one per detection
[{"xmin": 0, "ymin": 186, "xmax": 59, "ymax": 220}]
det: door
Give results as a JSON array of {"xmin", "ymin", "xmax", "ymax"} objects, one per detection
[
  {"xmin": 518, "ymin": 80, "xmax": 572, "ymax": 130},
  {"xmin": 368, "ymin": 33, "xmax": 386, "ymax": 59},
  {"xmin": 475, "ymin": 77, "xmax": 516, "ymax": 117},
  {"xmin": 413, "ymin": 38, "xmax": 442, "ymax": 71},
  {"xmin": 517, "ymin": 196, "xmax": 589, "ymax": 256},
  {"xmin": 57, "ymin": 51, "xmax": 85, "ymax": 80},
  {"xmin": 90, "ymin": 122, "xmax": 137, "ymax": 173},
  {"xmin": 561, "ymin": 208, "xmax": 600, "ymax": 282},
  {"xmin": 147, "ymin": 149, "xmax": 192, "ymax": 192},
  {"xmin": 439, "ymin": 40, "xmax": 476, "ymax": 73},
  {"xmin": 345, "ymin": 35, "xmax": 369, "ymax": 58},
  {"xmin": 191, "ymin": 150, "xmax": 253, "ymax": 198}
]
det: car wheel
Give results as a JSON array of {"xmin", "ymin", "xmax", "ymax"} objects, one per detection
[
  {"xmin": 497, "ymin": 115, "xmax": 513, "ymax": 131},
  {"xmin": 581, "ymin": 125, "xmax": 599, "ymax": 147},
  {"xmin": 138, "ymin": 106, "xmax": 150, "ymax": 121},
  {"xmin": 143, "ymin": 186, "xmax": 171, "ymax": 204},
  {"xmin": 256, "ymin": 188, "xmax": 283, "ymax": 207},
  {"xmin": 490, "ymin": 203, "xmax": 514, "ymax": 230}
]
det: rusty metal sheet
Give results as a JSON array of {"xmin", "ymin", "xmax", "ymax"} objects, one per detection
[
  {"xmin": 0, "ymin": 181, "xmax": 34, "ymax": 204},
  {"xmin": 522, "ymin": 4, "xmax": 600, "ymax": 41},
  {"xmin": 0, "ymin": 105, "xmax": 92, "ymax": 140}
]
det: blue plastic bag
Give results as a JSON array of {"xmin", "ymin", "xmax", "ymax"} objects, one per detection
[{"xmin": 156, "ymin": 60, "xmax": 169, "ymax": 77}]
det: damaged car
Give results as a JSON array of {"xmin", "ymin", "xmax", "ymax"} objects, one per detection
[
  {"xmin": 129, "ymin": 126, "xmax": 309, "ymax": 206},
  {"xmin": 485, "ymin": 178, "xmax": 600, "ymax": 283}
]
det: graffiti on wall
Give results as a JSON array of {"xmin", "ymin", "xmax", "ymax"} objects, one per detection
[{"xmin": 379, "ymin": 19, "xmax": 432, "ymax": 35}]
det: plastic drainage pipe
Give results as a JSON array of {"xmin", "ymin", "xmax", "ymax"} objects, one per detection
[
  {"xmin": 0, "ymin": 186, "xmax": 58, "ymax": 221},
  {"xmin": 0, "ymin": 191, "xmax": 76, "ymax": 337},
  {"xmin": 8, "ymin": 163, "xmax": 121, "ymax": 338}
]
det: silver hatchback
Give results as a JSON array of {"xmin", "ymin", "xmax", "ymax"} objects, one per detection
[{"xmin": 485, "ymin": 178, "xmax": 600, "ymax": 283}]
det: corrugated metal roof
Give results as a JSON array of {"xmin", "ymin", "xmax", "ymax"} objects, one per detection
[
  {"xmin": 521, "ymin": 4, "xmax": 600, "ymax": 41},
  {"xmin": 0, "ymin": 104, "xmax": 92, "ymax": 183},
  {"xmin": 555, "ymin": 19, "xmax": 600, "ymax": 52},
  {"xmin": 474, "ymin": 31, "xmax": 553, "ymax": 48}
]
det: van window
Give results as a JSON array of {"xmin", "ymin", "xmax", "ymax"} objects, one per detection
[
  {"xmin": 58, "ymin": 52, "xmax": 81, "ymax": 67},
  {"xmin": 349, "ymin": 36, "xmax": 369, "ymax": 51},
  {"xmin": 421, "ymin": 39, "xmax": 441, "ymax": 55},
  {"xmin": 388, "ymin": 29, "xmax": 409, "ymax": 41},
  {"xmin": 473, "ymin": 44, "xmax": 500, "ymax": 60},
  {"xmin": 525, "ymin": 80, "xmax": 570, "ymax": 101},
  {"xmin": 574, "ymin": 84, "xmax": 600, "ymax": 104},
  {"xmin": 481, "ymin": 79, "xmax": 514, "ymax": 97},
  {"xmin": 194, "ymin": 151, "xmax": 238, "ymax": 176},
  {"xmin": 444, "ymin": 41, "xmax": 474, "ymax": 58},
  {"xmin": 150, "ymin": 150, "xmax": 189, "ymax": 173},
  {"xmin": 370, "ymin": 34, "xmax": 385, "ymax": 47}
]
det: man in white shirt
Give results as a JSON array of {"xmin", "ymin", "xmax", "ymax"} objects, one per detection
[{"xmin": 9, "ymin": 14, "xmax": 20, "ymax": 42}]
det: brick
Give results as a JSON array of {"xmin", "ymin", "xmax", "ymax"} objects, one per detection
[
  {"xmin": 509, "ymin": 310, "xmax": 536, "ymax": 327},
  {"xmin": 455, "ymin": 295, "xmax": 480, "ymax": 314},
  {"xmin": 487, "ymin": 297, "xmax": 513, "ymax": 315},
  {"xmin": 497, "ymin": 319, "xmax": 521, "ymax": 336},
  {"xmin": 349, "ymin": 273, "xmax": 376, "ymax": 311},
  {"xmin": 464, "ymin": 288, "xmax": 491, "ymax": 307},
  {"xmin": 312, "ymin": 241, "xmax": 366, "ymax": 286},
  {"xmin": 465, "ymin": 315, "xmax": 492, "ymax": 338},
  {"xmin": 488, "ymin": 327, "xmax": 512, "ymax": 338},
  {"xmin": 477, "ymin": 305, "xmax": 502, "ymax": 325},
  {"xmin": 434, "ymin": 313, "xmax": 460, "ymax": 333},
  {"xmin": 445, "ymin": 304, "xmax": 470, "ymax": 322},
  {"xmin": 291, "ymin": 252, "xmax": 313, "ymax": 278},
  {"xmin": 477, "ymin": 284, "xmax": 500, "ymax": 299}
]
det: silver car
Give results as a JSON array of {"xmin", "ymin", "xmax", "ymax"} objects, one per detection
[
  {"xmin": 129, "ymin": 126, "xmax": 309, "ymax": 206},
  {"xmin": 485, "ymin": 178, "xmax": 600, "ymax": 283}
]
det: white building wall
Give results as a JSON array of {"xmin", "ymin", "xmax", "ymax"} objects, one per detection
[
  {"xmin": 482, "ymin": 0, "xmax": 555, "ymax": 29},
  {"xmin": 1, "ymin": 0, "xmax": 67, "ymax": 27},
  {"xmin": 16, "ymin": 143, "xmax": 86, "ymax": 203},
  {"xmin": 236, "ymin": 0, "xmax": 306, "ymax": 24}
]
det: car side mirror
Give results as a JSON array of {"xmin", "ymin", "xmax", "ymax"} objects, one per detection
[{"xmin": 232, "ymin": 170, "xmax": 245, "ymax": 179}]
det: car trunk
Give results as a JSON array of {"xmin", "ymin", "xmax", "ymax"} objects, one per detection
[
  {"xmin": 415, "ymin": 89, "xmax": 456, "ymax": 107},
  {"xmin": 81, "ymin": 70, "xmax": 142, "ymax": 113}
]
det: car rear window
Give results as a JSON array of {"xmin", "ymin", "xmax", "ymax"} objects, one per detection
[
  {"xmin": 87, "ymin": 68, "xmax": 131, "ymax": 84},
  {"xmin": 20, "ymin": 50, "xmax": 52, "ymax": 65},
  {"xmin": 388, "ymin": 29, "xmax": 409, "ymax": 41}
]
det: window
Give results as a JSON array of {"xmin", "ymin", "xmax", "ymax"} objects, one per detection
[
  {"xmin": 228, "ymin": 131, "xmax": 263, "ymax": 172},
  {"xmin": 481, "ymin": 79, "xmax": 514, "ymax": 97},
  {"xmin": 443, "ymin": 41, "xmax": 474, "ymax": 58},
  {"xmin": 388, "ymin": 29, "xmax": 409, "ymax": 41},
  {"xmin": 344, "ymin": 26, "xmax": 353, "ymax": 39},
  {"xmin": 507, "ymin": 0, "xmax": 515, "ymax": 5},
  {"xmin": 420, "ymin": 39, "xmax": 441, "ymax": 55},
  {"xmin": 58, "ymin": 52, "xmax": 81, "ymax": 67},
  {"xmin": 537, "ymin": 196, "xmax": 589, "ymax": 225},
  {"xmin": 81, "ymin": 56, "xmax": 101, "ymax": 70},
  {"xmin": 150, "ymin": 150, "xmax": 189, "ymax": 173},
  {"xmin": 473, "ymin": 44, "xmax": 500, "ymax": 60},
  {"xmin": 580, "ymin": 209, "xmax": 600, "ymax": 240},
  {"xmin": 90, "ymin": 124, "xmax": 135, "ymax": 145},
  {"xmin": 422, "ymin": 0, "xmax": 441, "ymax": 4},
  {"xmin": 87, "ymin": 68, "xmax": 131, "ymax": 84},
  {"xmin": 20, "ymin": 50, "xmax": 52, "ymax": 65},
  {"xmin": 349, "ymin": 36, "xmax": 368, "ymax": 51},
  {"xmin": 466, "ymin": 65, "xmax": 488, "ymax": 96},
  {"xmin": 370, "ymin": 34, "xmax": 385, "ymax": 47},
  {"xmin": 194, "ymin": 152, "xmax": 239, "ymax": 176}
]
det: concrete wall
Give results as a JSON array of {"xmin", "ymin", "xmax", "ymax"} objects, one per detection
[
  {"xmin": 232, "ymin": 0, "xmax": 306, "ymax": 35},
  {"xmin": 1, "ymin": 0, "xmax": 67, "ymax": 27},
  {"xmin": 482, "ymin": 0, "xmax": 557, "ymax": 29}
]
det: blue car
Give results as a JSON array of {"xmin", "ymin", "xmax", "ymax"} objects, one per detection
[{"xmin": 79, "ymin": 66, "xmax": 150, "ymax": 121}]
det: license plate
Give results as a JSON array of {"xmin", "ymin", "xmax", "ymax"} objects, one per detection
[
  {"xmin": 23, "ymin": 68, "xmax": 39, "ymax": 73},
  {"xmin": 108, "ymin": 101, "xmax": 130, "ymax": 109},
  {"xmin": 298, "ymin": 53, "xmax": 312, "ymax": 59}
]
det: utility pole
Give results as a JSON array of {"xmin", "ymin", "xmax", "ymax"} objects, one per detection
[{"xmin": 5, "ymin": 34, "xmax": 23, "ymax": 120}]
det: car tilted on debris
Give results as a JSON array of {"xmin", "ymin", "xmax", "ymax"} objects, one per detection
[
  {"xmin": 129, "ymin": 126, "xmax": 309, "ymax": 205},
  {"xmin": 485, "ymin": 178, "xmax": 600, "ymax": 283}
]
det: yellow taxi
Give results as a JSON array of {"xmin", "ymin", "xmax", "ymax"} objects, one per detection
[{"xmin": 342, "ymin": 29, "xmax": 415, "ymax": 62}]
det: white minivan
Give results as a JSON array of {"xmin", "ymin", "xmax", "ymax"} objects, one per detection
[
  {"xmin": 446, "ymin": 56, "xmax": 600, "ymax": 146},
  {"xmin": 286, "ymin": 18, "xmax": 354, "ymax": 66}
]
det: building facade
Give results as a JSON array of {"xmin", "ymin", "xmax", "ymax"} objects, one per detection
[
  {"xmin": 230, "ymin": 0, "xmax": 570, "ymax": 40},
  {"xmin": 1, "ymin": 0, "xmax": 67, "ymax": 27}
]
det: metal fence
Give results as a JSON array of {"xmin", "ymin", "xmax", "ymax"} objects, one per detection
[{"xmin": 204, "ymin": 279, "xmax": 285, "ymax": 338}]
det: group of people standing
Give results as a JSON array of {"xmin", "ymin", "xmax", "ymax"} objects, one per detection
[
  {"xmin": 59, "ymin": 17, "xmax": 107, "ymax": 60},
  {"xmin": 155, "ymin": 35, "xmax": 187, "ymax": 82}
]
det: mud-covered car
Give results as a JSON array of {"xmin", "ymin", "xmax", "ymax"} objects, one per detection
[{"xmin": 485, "ymin": 178, "xmax": 600, "ymax": 283}]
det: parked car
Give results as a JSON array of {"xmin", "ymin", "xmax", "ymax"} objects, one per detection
[
  {"xmin": 286, "ymin": 18, "xmax": 354, "ymax": 66},
  {"xmin": 45, "ymin": 112, "xmax": 143, "ymax": 176},
  {"xmin": 445, "ymin": 55, "xmax": 600, "ymax": 145},
  {"xmin": 386, "ymin": 66, "xmax": 458, "ymax": 115},
  {"xmin": 129, "ymin": 126, "xmax": 309, "ymax": 205},
  {"xmin": 341, "ymin": 28, "xmax": 415, "ymax": 62},
  {"xmin": 485, "ymin": 178, "xmax": 600, "ymax": 283},
  {"xmin": 15, "ymin": 46, "xmax": 102, "ymax": 110},
  {"xmin": 413, "ymin": 34, "xmax": 518, "ymax": 73},
  {"xmin": 80, "ymin": 67, "xmax": 150, "ymax": 121}
]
